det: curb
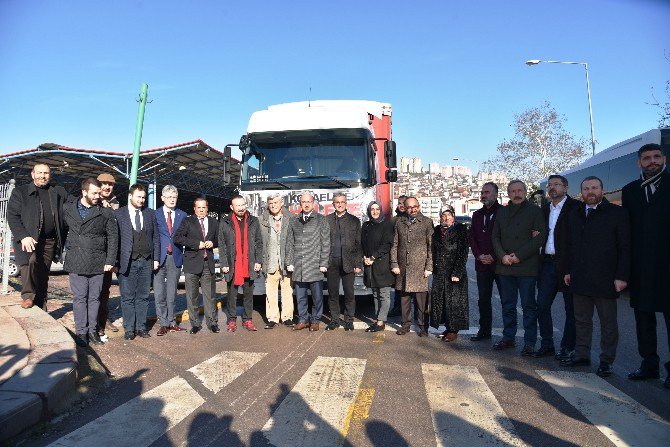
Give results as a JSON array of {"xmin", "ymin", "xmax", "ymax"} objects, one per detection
[{"xmin": 0, "ymin": 302, "xmax": 78, "ymax": 441}]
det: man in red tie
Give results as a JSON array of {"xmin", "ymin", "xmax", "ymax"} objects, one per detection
[{"xmin": 153, "ymin": 185, "xmax": 187, "ymax": 336}]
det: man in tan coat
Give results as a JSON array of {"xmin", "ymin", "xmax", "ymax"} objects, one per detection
[{"xmin": 391, "ymin": 197, "xmax": 433, "ymax": 336}]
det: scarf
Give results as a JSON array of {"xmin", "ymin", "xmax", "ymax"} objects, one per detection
[
  {"xmin": 366, "ymin": 201, "xmax": 385, "ymax": 224},
  {"xmin": 232, "ymin": 213, "xmax": 249, "ymax": 286},
  {"xmin": 641, "ymin": 165, "xmax": 665, "ymax": 202}
]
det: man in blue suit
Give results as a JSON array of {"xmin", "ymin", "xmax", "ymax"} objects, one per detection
[
  {"xmin": 153, "ymin": 185, "xmax": 187, "ymax": 336},
  {"xmin": 116, "ymin": 184, "xmax": 160, "ymax": 340}
]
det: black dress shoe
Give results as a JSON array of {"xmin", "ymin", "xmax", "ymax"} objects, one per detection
[
  {"xmin": 88, "ymin": 331, "xmax": 104, "ymax": 345},
  {"xmin": 368, "ymin": 323, "xmax": 385, "ymax": 332},
  {"xmin": 492, "ymin": 340, "xmax": 516, "ymax": 350},
  {"xmin": 325, "ymin": 320, "xmax": 341, "ymax": 331},
  {"xmin": 597, "ymin": 362, "xmax": 613, "ymax": 377},
  {"xmin": 189, "ymin": 326, "xmax": 201, "ymax": 335},
  {"xmin": 533, "ymin": 346, "xmax": 556, "ymax": 358},
  {"xmin": 470, "ymin": 332, "xmax": 492, "ymax": 341},
  {"xmin": 555, "ymin": 348, "xmax": 575, "ymax": 361},
  {"xmin": 282, "ymin": 319, "xmax": 295, "ymax": 327},
  {"xmin": 561, "ymin": 357, "xmax": 590, "ymax": 367},
  {"xmin": 265, "ymin": 321, "xmax": 277, "ymax": 329},
  {"xmin": 136, "ymin": 330, "xmax": 151, "ymax": 338},
  {"xmin": 520, "ymin": 345, "xmax": 535, "ymax": 356},
  {"xmin": 343, "ymin": 321, "xmax": 354, "ymax": 331},
  {"xmin": 74, "ymin": 334, "xmax": 88, "ymax": 347},
  {"xmin": 209, "ymin": 325, "xmax": 221, "ymax": 333},
  {"xmin": 627, "ymin": 367, "xmax": 660, "ymax": 381},
  {"xmin": 124, "ymin": 331, "xmax": 136, "ymax": 340}
]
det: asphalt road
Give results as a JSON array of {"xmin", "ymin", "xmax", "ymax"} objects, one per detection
[{"xmin": 11, "ymin": 256, "xmax": 670, "ymax": 447}]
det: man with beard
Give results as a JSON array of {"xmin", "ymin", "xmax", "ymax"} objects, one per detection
[
  {"xmin": 96, "ymin": 172, "xmax": 120, "ymax": 336},
  {"xmin": 469, "ymin": 182, "xmax": 501, "ymax": 341},
  {"xmin": 492, "ymin": 180, "xmax": 546, "ymax": 355},
  {"xmin": 534, "ymin": 175, "xmax": 580, "ymax": 359},
  {"xmin": 563, "ymin": 176, "xmax": 630, "ymax": 377},
  {"xmin": 62, "ymin": 178, "xmax": 118, "ymax": 347},
  {"xmin": 622, "ymin": 143, "xmax": 670, "ymax": 388},
  {"xmin": 7, "ymin": 163, "xmax": 70, "ymax": 310},
  {"xmin": 388, "ymin": 195, "xmax": 408, "ymax": 318}
]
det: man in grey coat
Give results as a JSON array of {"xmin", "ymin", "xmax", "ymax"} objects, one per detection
[
  {"xmin": 390, "ymin": 197, "xmax": 434, "ymax": 337},
  {"xmin": 260, "ymin": 193, "xmax": 294, "ymax": 328},
  {"xmin": 286, "ymin": 192, "xmax": 330, "ymax": 332},
  {"xmin": 492, "ymin": 180, "xmax": 547, "ymax": 355},
  {"xmin": 63, "ymin": 178, "xmax": 118, "ymax": 347},
  {"xmin": 325, "ymin": 193, "xmax": 362, "ymax": 332}
]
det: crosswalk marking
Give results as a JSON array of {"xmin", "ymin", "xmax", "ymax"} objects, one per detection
[
  {"xmin": 262, "ymin": 356, "xmax": 367, "ymax": 447},
  {"xmin": 187, "ymin": 350, "xmax": 266, "ymax": 393},
  {"xmin": 351, "ymin": 321, "xmax": 556, "ymax": 337},
  {"xmin": 421, "ymin": 363, "xmax": 527, "ymax": 447},
  {"xmin": 47, "ymin": 376, "xmax": 205, "ymax": 447},
  {"xmin": 537, "ymin": 370, "xmax": 670, "ymax": 447}
]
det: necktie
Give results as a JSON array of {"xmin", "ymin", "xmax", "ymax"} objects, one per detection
[
  {"xmin": 586, "ymin": 207, "xmax": 593, "ymax": 217},
  {"xmin": 167, "ymin": 211, "xmax": 173, "ymax": 254},
  {"xmin": 134, "ymin": 209, "xmax": 141, "ymax": 231},
  {"xmin": 199, "ymin": 218, "xmax": 207, "ymax": 258}
]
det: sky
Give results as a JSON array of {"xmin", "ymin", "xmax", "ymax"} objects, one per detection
[{"xmin": 0, "ymin": 0, "xmax": 668, "ymax": 171}]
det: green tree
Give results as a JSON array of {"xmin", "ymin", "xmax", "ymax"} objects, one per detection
[{"xmin": 483, "ymin": 101, "xmax": 588, "ymax": 189}]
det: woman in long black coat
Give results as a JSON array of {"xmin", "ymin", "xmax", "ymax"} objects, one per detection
[
  {"xmin": 361, "ymin": 201, "xmax": 395, "ymax": 332},
  {"xmin": 430, "ymin": 206, "xmax": 469, "ymax": 342}
]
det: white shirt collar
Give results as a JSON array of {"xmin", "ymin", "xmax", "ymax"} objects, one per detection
[{"xmin": 550, "ymin": 195, "xmax": 568, "ymax": 210}]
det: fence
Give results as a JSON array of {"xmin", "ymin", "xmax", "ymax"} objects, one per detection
[{"xmin": 0, "ymin": 180, "xmax": 16, "ymax": 294}]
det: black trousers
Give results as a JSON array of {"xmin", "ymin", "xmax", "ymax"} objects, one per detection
[
  {"xmin": 327, "ymin": 257, "xmax": 355, "ymax": 323},
  {"xmin": 634, "ymin": 308, "xmax": 670, "ymax": 373},
  {"xmin": 475, "ymin": 269, "xmax": 501, "ymax": 335},
  {"xmin": 97, "ymin": 270, "xmax": 114, "ymax": 328},
  {"xmin": 400, "ymin": 291, "xmax": 428, "ymax": 328},
  {"xmin": 19, "ymin": 238, "xmax": 56, "ymax": 309}
]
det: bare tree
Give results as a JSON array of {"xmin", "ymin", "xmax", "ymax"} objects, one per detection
[
  {"xmin": 648, "ymin": 51, "xmax": 670, "ymax": 128},
  {"xmin": 483, "ymin": 101, "xmax": 588, "ymax": 189}
]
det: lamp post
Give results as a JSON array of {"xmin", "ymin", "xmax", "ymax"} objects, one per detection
[{"xmin": 525, "ymin": 59, "xmax": 596, "ymax": 156}]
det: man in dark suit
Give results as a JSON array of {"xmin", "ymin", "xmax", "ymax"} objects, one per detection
[
  {"xmin": 534, "ymin": 175, "xmax": 580, "ymax": 359},
  {"xmin": 218, "ymin": 195, "xmax": 263, "ymax": 332},
  {"xmin": 62, "ymin": 178, "xmax": 118, "ymax": 347},
  {"xmin": 563, "ymin": 176, "xmax": 630, "ymax": 377},
  {"xmin": 325, "ymin": 193, "xmax": 362, "ymax": 332},
  {"xmin": 7, "ymin": 163, "xmax": 70, "ymax": 310},
  {"xmin": 622, "ymin": 143, "xmax": 670, "ymax": 388},
  {"xmin": 469, "ymin": 182, "xmax": 501, "ymax": 341},
  {"xmin": 116, "ymin": 184, "xmax": 160, "ymax": 340},
  {"xmin": 175, "ymin": 198, "xmax": 219, "ymax": 334},
  {"xmin": 153, "ymin": 185, "xmax": 187, "ymax": 336}
]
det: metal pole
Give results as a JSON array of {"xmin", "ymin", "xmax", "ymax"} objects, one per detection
[
  {"xmin": 583, "ymin": 63, "xmax": 596, "ymax": 156},
  {"xmin": 130, "ymin": 83, "xmax": 149, "ymax": 185},
  {"xmin": 2, "ymin": 179, "xmax": 16, "ymax": 294}
]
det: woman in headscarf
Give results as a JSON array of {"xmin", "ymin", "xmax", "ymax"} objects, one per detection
[
  {"xmin": 361, "ymin": 201, "xmax": 395, "ymax": 332},
  {"xmin": 430, "ymin": 205, "xmax": 470, "ymax": 342}
]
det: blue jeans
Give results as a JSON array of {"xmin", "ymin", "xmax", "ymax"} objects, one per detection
[
  {"xmin": 499, "ymin": 275, "xmax": 537, "ymax": 346},
  {"xmin": 295, "ymin": 281, "xmax": 324, "ymax": 324},
  {"xmin": 536, "ymin": 259, "xmax": 576, "ymax": 350},
  {"xmin": 153, "ymin": 254, "xmax": 182, "ymax": 327},
  {"xmin": 119, "ymin": 257, "xmax": 152, "ymax": 332}
]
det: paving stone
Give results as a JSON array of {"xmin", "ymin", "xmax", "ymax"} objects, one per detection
[
  {"xmin": 0, "ymin": 391, "xmax": 42, "ymax": 441},
  {"xmin": 0, "ymin": 362, "xmax": 77, "ymax": 412},
  {"xmin": 0, "ymin": 308, "xmax": 31, "ymax": 384}
]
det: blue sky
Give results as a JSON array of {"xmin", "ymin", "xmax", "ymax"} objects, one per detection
[{"xmin": 0, "ymin": 0, "xmax": 668, "ymax": 170}]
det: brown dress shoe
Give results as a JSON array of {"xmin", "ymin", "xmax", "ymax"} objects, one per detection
[
  {"xmin": 493, "ymin": 339, "xmax": 516, "ymax": 350},
  {"xmin": 444, "ymin": 332, "xmax": 458, "ymax": 342},
  {"xmin": 396, "ymin": 325, "xmax": 411, "ymax": 335},
  {"xmin": 293, "ymin": 322, "xmax": 310, "ymax": 331},
  {"xmin": 21, "ymin": 298, "xmax": 34, "ymax": 309},
  {"xmin": 105, "ymin": 321, "xmax": 120, "ymax": 332},
  {"xmin": 310, "ymin": 323, "xmax": 320, "ymax": 332}
]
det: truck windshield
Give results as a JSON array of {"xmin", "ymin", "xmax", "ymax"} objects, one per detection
[{"xmin": 241, "ymin": 137, "xmax": 370, "ymax": 189}]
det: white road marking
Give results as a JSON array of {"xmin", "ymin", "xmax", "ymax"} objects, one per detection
[
  {"xmin": 262, "ymin": 356, "xmax": 366, "ymax": 447},
  {"xmin": 537, "ymin": 370, "xmax": 670, "ymax": 447},
  {"xmin": 188, "ymin": 350, "xmax": 266, "ymax": 393},
  {"xmin": 352, "ymin": 322, "xmax": 556, "ymax": 337},
  {"xmin": 48, "ymin": 376, "xmax": 204, "ymax": 447},
  {"xmin": 422, "ymin": 363, "xmax": 527, "ymax": 447}
]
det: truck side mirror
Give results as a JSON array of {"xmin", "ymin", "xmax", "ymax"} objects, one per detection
[
  {"xmin": 385, "ymin": 169, "xmax": 397, "ymax": 182},
  {"xmin": 384, "ymin": 140, "xmax": 397, "ymax": 169}
]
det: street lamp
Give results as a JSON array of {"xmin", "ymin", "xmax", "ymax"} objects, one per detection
[{"xmin": 525, "ymin": 59, "xmax": 596, "ymax": 156}]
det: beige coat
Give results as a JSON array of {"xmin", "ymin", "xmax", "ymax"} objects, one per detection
[{"xmin": 390, "ymin": 213, "xmax": 433, "ymax": 292}]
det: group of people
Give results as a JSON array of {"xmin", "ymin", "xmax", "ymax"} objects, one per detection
[{"xmin": 6, "ymin": 142, "xmax": 669, "ymax": 388}]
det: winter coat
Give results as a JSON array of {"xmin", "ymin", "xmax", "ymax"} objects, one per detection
[
  {"xmin": 217, "ymin": 213, "xmax": 263, "ymax": 282},
  {"xmin": 361, "ymin": 219, "xmax": 395, "ymax": 288},
  {"xmin": 7, "ymin": 182, "xmax": 71, "ymax": 265},
  {"xmin": 285, "ymin": 213, "xmax": 330, "ymax": 282},
  {"xmin": 492, "ymin": 200, "xmax": 546, "ymax": 277},
  {"xmin": 62, "ymin": 200, "xmax": 118, "ymax": 275},
  {"xmin": 259, "ymin": 207, "xmax": 292, "ymax": 277},
  {"xmin": 622, "ymin": 170, "xmax": 670, "ymax": 312},
  {"xmin": 540, "ymin": 196, "xmax": 580, "ymax": 292},
  {"xmin": 175, "ymin": 215, "xmax": 219, "ymax": 275},
  {"xmin": 326, "ymin": 212, "xmax": 363, "ymax": 273},
  {"xmin": 470, "ymin": 202, "xmax": 500, "ymax": 273},
  {"xmin": 566, "ymin": 198, "xmax": 631, "ymax": 299},
  {"xmin": 390, "ymin": 213, "xmax": 433, "ymax": 292},
  {"xmin": 430, "ymin": 223, "xmax": 469, "ymax": 330}
]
